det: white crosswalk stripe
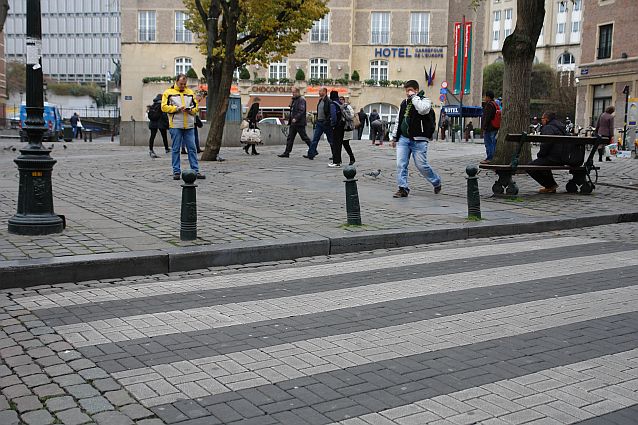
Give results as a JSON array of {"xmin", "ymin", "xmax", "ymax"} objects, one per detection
[
  {"xmin": 334, "ymin": 349, "xmax": 638, "ymax": 425},
  {"xmin": 15, "ymin": 237, "xmax": 594, "ymax": 310},
  {"xmin": 53, "ymin": 250, "xmax": 638, "ymax": 347},
  {"xmin": 111, "ymin": 285, "xmax": 638, "ymax": 407}
]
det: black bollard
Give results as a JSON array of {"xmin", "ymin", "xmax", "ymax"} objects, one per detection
[
  {"xmin": 180, "ymin": 170, "xmax": 198, "ymax": 241},
  {"xmin": 343, "ymin": 165, "xmax": 362, "ymax": 225},
  {"xmin": 466, "ymin": 165, "xmax": 481, "ymax": 219}
]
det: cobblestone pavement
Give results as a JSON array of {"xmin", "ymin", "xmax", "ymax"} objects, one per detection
[
  {"xmin": 1, "ymin": 138, "xmax": 637, "ymax": 262},
  {"xmin": 1, "ymin": 226, "xmax": 638, "ymax": 424}
]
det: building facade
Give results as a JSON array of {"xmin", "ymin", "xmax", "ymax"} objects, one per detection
[
  {"xmin": 120, "ymin": 0, "xmax": 485, "ymax": 144},
  {"xmin": 4, "ymin": 0, "xmax": 120, "ymax": 83},
  {"xmin": 576, "ymin": 0, "xmax": 638, "ymax": 144},
  {"xmin": 483, "ymin": 0, "xmax": 583, "ymax": 72}
]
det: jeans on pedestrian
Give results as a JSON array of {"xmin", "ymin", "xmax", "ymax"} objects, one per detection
[
  {"xmin": 284, "ymin": 124, "xmax": 311, "ymax": 154},
  {"xmin": 484, "ymin": 130, "xmax": 498, "ymax": 160},
  {"xmin": 396, "ymin": 135, "xmax": 441, "ymax": 190},
  {"xmin": 170, "ymin": 128, "xmax": 199, "ymax": 174},
  {"xmin": 307, "ymin": 120, "xmax": 333, "ymax": 157}
]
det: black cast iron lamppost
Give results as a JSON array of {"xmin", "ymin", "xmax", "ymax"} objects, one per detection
[{"xmin": 8, "ymin": 0, "xmax": 64, "ymax": 235}]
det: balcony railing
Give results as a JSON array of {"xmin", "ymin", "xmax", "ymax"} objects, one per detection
[{"xmin": 410, "ymin": 31, "xmax": 429, "ymax": 45}]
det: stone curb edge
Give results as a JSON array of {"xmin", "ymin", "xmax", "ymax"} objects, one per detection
[{"xmin": 2, "ymin": 211, "xmax": 638, "ymax": 289}]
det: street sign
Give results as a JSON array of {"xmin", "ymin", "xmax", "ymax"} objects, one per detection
[
  {"xmin": 439, "ymin": 94, "xmax": 446, "ymax": 102},
  {"xmin": 440, "ymin": 88, "xmax": 447, "ymax": 94},
  {"xmin": 441, "ymin": 81, "xmax": 448, "ymax": 89}
]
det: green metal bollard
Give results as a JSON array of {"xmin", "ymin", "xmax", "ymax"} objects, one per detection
[
  {"xmin": 180, "ymin": 170, "xmax": 198, "ymax": 241},
  {"xmin": 343, "ymin": 165, "xmax": 362, "ymax": 225},
  {"xmin": 466, "ymin": 165, "xmax": 481, "ymax": 219}
]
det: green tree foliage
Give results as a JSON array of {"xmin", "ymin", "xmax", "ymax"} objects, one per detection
[
  {"xmin": 295, "ymin": 68, "xmax": 305, "ymax": 81},
  {"xmin": 530, "ymin": 63, "xmax": 554, "ymax": 99},
  {"xmin": 186, "ymin": 67, "xmax": 198, "ymax": 78},
  {"xmin": 350, "ymin": 70, "xmax": 360, "ymax": 81},
  {"xmin": 183, "ymin": 0, "xmax": 329, "ymax": 160},
  {"xmin": 482, "ymin": 62, "xmax": 504, "ymax": 98},
  {"xmin": 6, "ymin": 61, "xmax": 26, "ymax": 94},
  {"xmin": 239, "ymin": 67, "xmax": 251, "ymax": 80}
]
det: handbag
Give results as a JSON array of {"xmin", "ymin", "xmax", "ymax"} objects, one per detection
[
  {"xmin": 241, "ymin": 128, "xmax": 262, "ymax": 143},
  {"xmin": 240, "ymin": 119, "xmax": 249, "ymax": 130}
]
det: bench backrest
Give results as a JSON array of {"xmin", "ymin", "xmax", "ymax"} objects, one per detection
[{"xmin": 504, "ymin": 134, "xmax": 609, "ymax": 145}]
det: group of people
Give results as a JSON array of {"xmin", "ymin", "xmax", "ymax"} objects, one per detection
[{"xmin": 278, "ymin": 80, "xmax": 441, "ymax": 197}]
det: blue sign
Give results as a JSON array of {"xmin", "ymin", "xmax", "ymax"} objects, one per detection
[
  {"xmin": 580, "ymin": 68, "xmax": 589, "ymax": 75},
  {"xmin": 374, "ymin": 47, "xmax": 444, "ymax": 59},
  {"xmin": 442, "ymin": 105, "xmax": 483, "ymax": 117},
  {"xmin": 440, "ymin": 88, "xmax": 447, "ymax": 94},
  {"xmin": 439, "ymin": 94, "xmax": 446, "ymax": 102}
]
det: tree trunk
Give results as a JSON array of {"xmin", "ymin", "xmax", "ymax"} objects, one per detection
[
  {"xmin": 0, "ymin": 0, "xmax": 9, "ymax": 34},
  {"xmin": 492, "ymin": 0, "xmax": 545, "ymax": 165}
]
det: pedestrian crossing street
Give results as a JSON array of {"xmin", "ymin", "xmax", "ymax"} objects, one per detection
[{"xmin": 17, "ymin": 236, "xmax": 638, "ymax": 424}]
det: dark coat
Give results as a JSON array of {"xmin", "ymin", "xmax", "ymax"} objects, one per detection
[
  {"xmin": 537, "ymin": 118, "xmax": 582, "ymax": 165},
  {"xmin": 482, "ymin": 100, "xmax": 497, "ymax": 131},
  {"xmin": 357, "ymin": 111, "xmax": 369, "ymax": 128},
  {"xmin": 369, "ymin": 111, "xmax": 380, "ymax": 122},
  {"xmin": 246, "ymin": 103, "xmax": 260, "ymax": 129},
  {"xmin": 595, "ymin": 112, "xmax": 614, "ymax": 138},
  {"xmin": 289, "ymin": 95, "xmax": 307, "ymax": 126},
  {"xmin": 148, "ymin": 94, "xmax": 169, "ymax": 130}
]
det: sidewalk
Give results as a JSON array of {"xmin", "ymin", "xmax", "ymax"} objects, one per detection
[{"xmin": 1, "ymin": 136, "xmax": 637, "ymax": 286}]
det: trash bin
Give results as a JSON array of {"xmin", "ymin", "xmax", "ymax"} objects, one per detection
[
  {"xmin": 84, "ymin": 129, "xmax": 93, "ymax": 142},
  {"xmin": 63, "ymin": 126, "xmax": 74, "ymax": 142}
]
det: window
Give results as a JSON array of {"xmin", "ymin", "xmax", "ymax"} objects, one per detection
[
  {"xmin": 410, "ymin": 12, "xmax": 429, "ymax": 44},
  {"xmin": 175, "ymin": 11, "xmax": 193, "ymax": 43},
  {"xmin": 309, "ymin": 58, "xmax": 328, "ymax": 79},
  {"xmin": 572, "ymin": 21, "xmax": 580, "ymax": 33},
  {"xmin": 370, "ymin": 60, "xmax": 388, "ymax": 82},
  {"xmin": 371, "ymin": 12, "xmax": 390, "ymax": 44},
  {"xmin": 558, "ymin": 2, "xmax": 567, "ymax": 13},
  {"xmin": 269, "ymin": 59, "xmax": 288, "ymax": 80},
  {"xmin": 597, "ymin": 24, "xmax": 613, "ymax": 59},
  {"xmin": 505, "ymin": 28, "xmax": 512, "ymax": 37},
  {"xmin": 557, "ymin": 23, "xmax": 565, "ymax": 34},
  {"xmin": 505, "ymin": 9, "xmax": 512, "ymax": 20},
  {"xmin": 175, "ymin": 57, "xmax": 192, "ymax": 76},
  {"xmin": 493, "ymin": 11, "xmax": 501, "ymax": 22},
  {"xmin": 493, "ymin": 30, "xmax": 500, "ymax": 41},
  {"xmin": 558, "ymin": 52, "xmax": 575, "ymax": 65},
  {"xmin": 574, "ymin": 0, "xmax": 582, "ymax": 11},
  {"xmin": 138, "ymin": 11, "xmax": 156, "ymax": 42},
  {"xmin": 310, "ymin": 14, "xmax": 330, "ymax": 43},
  {"xmin": 592, "ymin": 84, "xmax": 612, "ymax": 126}
]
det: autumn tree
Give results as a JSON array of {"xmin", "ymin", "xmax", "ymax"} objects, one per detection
[{"xmin": 184, "ymin": 0, "xmax": 329, "ymax": 161}]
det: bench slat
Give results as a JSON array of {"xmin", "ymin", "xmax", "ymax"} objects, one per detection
[
  {"xmin": 504, "ymin": 134, "xmax": 608, "ymax": 144},
  {"xmin": 479, "ymin": 164, "xmax": 584, "ymax": 171}
]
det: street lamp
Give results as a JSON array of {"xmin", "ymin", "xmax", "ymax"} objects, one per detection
[{"xmin": 8, "ymin": 0, "xmax": 64, "ymax": 235}]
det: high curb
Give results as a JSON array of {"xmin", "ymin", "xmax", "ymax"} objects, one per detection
[{"xmin": 2, "ymin": 212, "xmax": 638, "ymax": 289}]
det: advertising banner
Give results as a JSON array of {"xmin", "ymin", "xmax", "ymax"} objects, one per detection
[
  {"xmin": 463, "ymin": 22, "xmax": 473, "ymax": 95},
  {"xmin": 453, "ymin": 22, "xmax": 462, "ymax": 95}
]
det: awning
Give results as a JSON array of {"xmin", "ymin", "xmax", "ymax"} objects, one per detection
[
  {"xmin": 248, "ymin": 95, "xmax": 321, "ymax": 111},
  {"xmin": 442, "ymin": 105, "xmax": 483, "ymax": 117}
]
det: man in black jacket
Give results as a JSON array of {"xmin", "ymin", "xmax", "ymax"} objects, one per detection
[
  {"xmin": 357, "ymin": 108, "xmax": 369, "ymax": 140},
  {"xmin": 305, "ymin": 87, "xmax": 333, "ymax": 160},
  {"xmin": 279, "ymin": 87, "xmax": 311, "ymax": 157},
  {"xmin": 527, "ymin": 111, "xmax": 577, "ymax": 193},
  {"xmin": 390, "ymin": 80, "xmax": 441, "ymax": 198}
]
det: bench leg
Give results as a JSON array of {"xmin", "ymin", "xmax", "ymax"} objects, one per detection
[{"xmin": 492, "ymin": 171, "xmax": 518, "ymax": 196}]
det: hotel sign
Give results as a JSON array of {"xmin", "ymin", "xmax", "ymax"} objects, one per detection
[{"xmin": 373, "ymin": 47, "xmax": 444, "ymax": 59}]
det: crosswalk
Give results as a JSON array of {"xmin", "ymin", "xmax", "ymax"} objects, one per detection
[{"xmin": 18, "ymin": 236, "xmax": 638, "ymax": 424}]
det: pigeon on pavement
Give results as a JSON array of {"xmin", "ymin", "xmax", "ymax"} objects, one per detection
[{"xmin": 365, "ymin": 169, "xmax": 382, "ymax": 178}]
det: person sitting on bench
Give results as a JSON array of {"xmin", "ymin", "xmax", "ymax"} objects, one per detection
[{"xmin": 527, "ymin": 111, "xmax": 573, "ymax": 194}]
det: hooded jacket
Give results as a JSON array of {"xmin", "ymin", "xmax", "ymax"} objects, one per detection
[
  {"xmin": 148, "ymin": 94, "xmax": 168, "ymax": 130},
  {"xmin": 161, "ymin": 83, "xmax": 198, "ymax": 129},
  {"xmin": 392, "ymin": 94, "xmax": 435, "ymax": 141},
  {"xmin": 537, "ymin": 118, "xmax": 584, "ymax": 166}
]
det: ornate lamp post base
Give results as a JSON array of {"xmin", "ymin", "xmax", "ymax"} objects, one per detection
[{"xmin": 8, "ymin": 146, "xmax": 64, "ymax": 235}]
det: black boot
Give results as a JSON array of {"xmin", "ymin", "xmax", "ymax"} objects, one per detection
[
  {"xmin": 251, "ymin": 145, "xmax": 259, "ymax": 155},
  {"xmin": 598, "ymin": 147, "xmax": 604, "ymax": 162},
  {"xmin": 243, "ymin": 145, "xmax": 249, "ymax": 154}
]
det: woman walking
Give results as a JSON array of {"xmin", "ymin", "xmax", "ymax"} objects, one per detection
[
  {"xmin": 148, "ymin": 94, "xmax": 170, "ymax": 158},
  {"xmin": 339, "ymin": 96, "xmax": 356, "ymax": 165},
  {"xmin": 243, "ymin": 100, "xmax": 261, "ymax": 155}
]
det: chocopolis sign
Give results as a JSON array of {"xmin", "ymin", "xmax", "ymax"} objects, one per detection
[{"xmin": 374, "ymin": 47, "xmax": 444, "ymax": 58}]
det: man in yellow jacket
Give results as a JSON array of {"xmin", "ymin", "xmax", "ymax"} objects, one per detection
[{"xmin": 162, "ymin": 74, "xmax": 205, "ymax": 180}]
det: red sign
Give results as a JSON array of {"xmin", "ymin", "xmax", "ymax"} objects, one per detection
[{"xmin": 441, "ymin": 81, "xmax": 448, "ymax": 89}]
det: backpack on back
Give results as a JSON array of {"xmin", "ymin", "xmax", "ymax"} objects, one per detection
[
  {"xmin": 490, "ymin": 101, "xmax": 501, "ymax": 129},
  {"xmin": 339, "ymin": 103, "xmax": 355, "ymax": 131},
  {"xmin": 148, "ymin": 103, "xmax": 162, "ymax": 121}
]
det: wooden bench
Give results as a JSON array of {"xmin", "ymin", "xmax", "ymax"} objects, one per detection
[{"xmin": 478, "ymin": 133, "xmax": 609, "ymax": 196}]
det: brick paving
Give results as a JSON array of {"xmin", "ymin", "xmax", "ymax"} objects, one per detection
[
  {"xmin": 1, "ymin": 137, "xmax": 637, "ymax": 262},
  {"xmin": 2, "ymin": 228, "xmax": 638, "ymax": 424}
]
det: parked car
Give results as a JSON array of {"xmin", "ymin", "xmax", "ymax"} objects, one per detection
[
  {"xmin": 258, "ymin": 117, "xmax": 286, "ymax": 126},
  {"xmin": 19, "ymin": 102, "xmax": 63, "ymax": 143}
]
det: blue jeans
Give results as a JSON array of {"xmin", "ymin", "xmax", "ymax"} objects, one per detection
[
  {"xmin": 307, "ymin": 120, "xmax": 333, "ymax": 157},
  {"xmin": 169, "ymin": 128, "xmax": 199, "ymax": 174},
  {"xmin": 484, "ymin": 130, "xmax": 497, "ymax": 160},
  {"xmin": 396, "ymin": 136, "xmax": 441, "ymax": 190}
]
